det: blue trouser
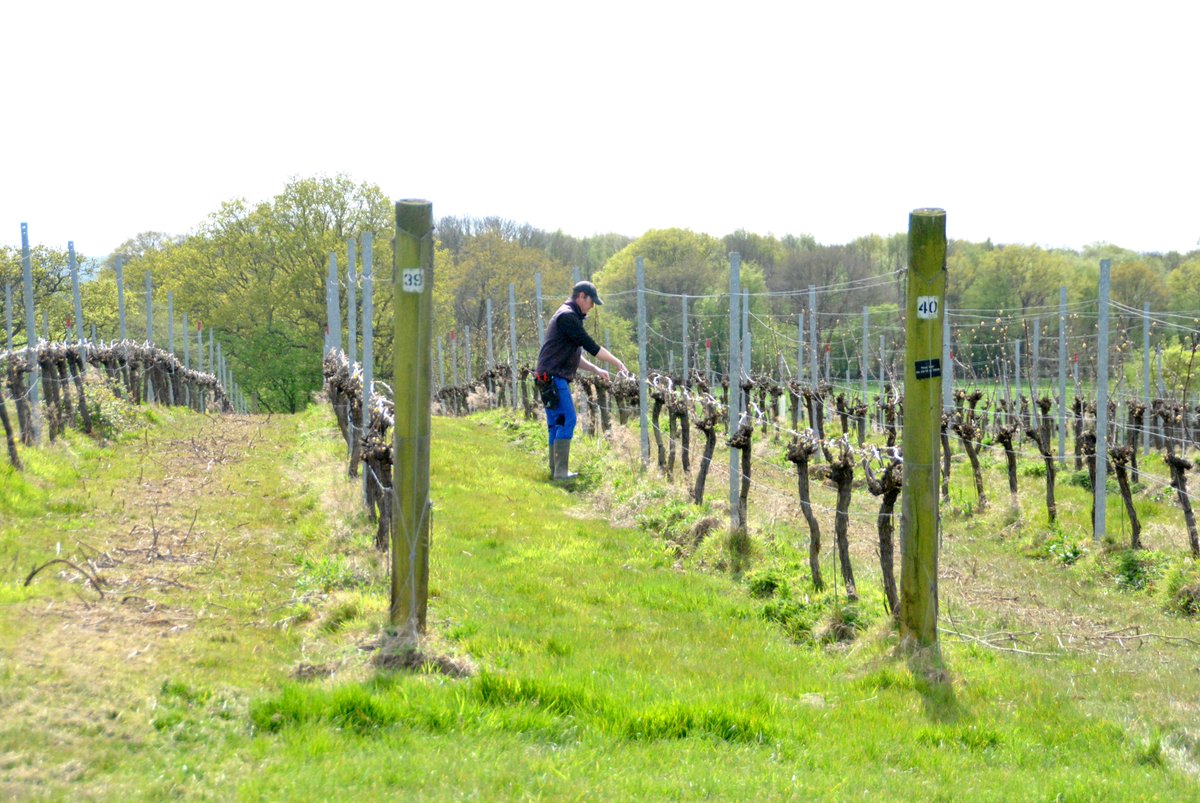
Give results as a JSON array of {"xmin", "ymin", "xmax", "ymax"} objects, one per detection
[{"xmin": 546, "ymin": 377, "xmax": 576, "ymax": 444}]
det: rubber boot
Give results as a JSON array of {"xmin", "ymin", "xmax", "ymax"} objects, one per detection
[
  {"xmin": 551, "ymin": 439, "xmax": 579, "ymax": 482},
  {"xmin": 548, "ymin": 439, "xmax": 555, "ymax": 479}
]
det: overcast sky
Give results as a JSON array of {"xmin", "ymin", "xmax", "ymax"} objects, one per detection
[{"xmin": 4, "ymin": 0, "xmax": 1198, "ymax": 259}]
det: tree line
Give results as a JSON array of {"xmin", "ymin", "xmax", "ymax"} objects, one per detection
[{"xmin": 4, "ymin": 174, "xmax": 1198, "ymax": 412}]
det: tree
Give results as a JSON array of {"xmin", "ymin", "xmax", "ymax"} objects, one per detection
[
  {"xmin": 114, "ymin": 175, "xmax": 394, "ymax": 410},
  {"xmin": 1166, "ymin": 258, "xmax": 1200, "ymax": 315},
  {"xmin": 440, "ymin": 231, "xmax": 570, "ymax": 372},
  {"xmin": 593, "ymin": 229, "xmax": 730, "ymax": 370},
  {"xmin": 0, "ymin": 243, "xmax": 84, "ymax": 346},
  {"xmin": 1111, "ymin": 261, "xmax": 1167, "ymax": 312}
]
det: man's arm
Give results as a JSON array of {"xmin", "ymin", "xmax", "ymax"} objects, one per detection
[{"xmin": 580, "ymin": 347, "xmax": 626, "ymax": 379}]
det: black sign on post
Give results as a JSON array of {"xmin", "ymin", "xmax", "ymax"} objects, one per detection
[{"xmin": 915, "ymin": 358, "xmax": 942, "ymax": 380}]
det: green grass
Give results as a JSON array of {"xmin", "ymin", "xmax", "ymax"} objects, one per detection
[{"xmin": 1, "ymin": 404, "xmax": 1198, "ymax": 799}]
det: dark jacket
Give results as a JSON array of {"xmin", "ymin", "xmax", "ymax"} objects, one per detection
[{"xmin": 536, "ymin": 300, "xmax": 600, "ymax": 382}]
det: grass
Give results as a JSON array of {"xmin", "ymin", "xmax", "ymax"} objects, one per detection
[{"xmin": 0, "ymin": 402, "xmax": 1198, "ymax": 799}]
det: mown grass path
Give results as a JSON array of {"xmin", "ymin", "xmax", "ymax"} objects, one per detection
[{"xmin": 1, "ymin": 408, "xmax": 1195, "ymax": 800}]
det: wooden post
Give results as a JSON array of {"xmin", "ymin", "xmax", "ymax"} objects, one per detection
[
  {"xmin": 391, "ymin": 199, "xmax": 434, "ymax": 641},
  {"xmin": 899, "ymin": 208, "xmax": 947, "ymax": 651}
]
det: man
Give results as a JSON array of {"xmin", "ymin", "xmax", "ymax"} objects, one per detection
[{"xmin": 535, "ymin": 280, "xmax": 626, "ymax": 481}]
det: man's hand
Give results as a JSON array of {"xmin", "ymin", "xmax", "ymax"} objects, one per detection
[{"xmin": 612, "ymin": 359, "xmax": 627, "ymax": 375}]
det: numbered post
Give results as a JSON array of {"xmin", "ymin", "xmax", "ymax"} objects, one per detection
[
  {"xmin": 900, "ymin": 208, "xmax": 947, "ymax": 653},
  {"xmin": 391, "ymin": 200, "xmax": 434, "ymax": 641}
]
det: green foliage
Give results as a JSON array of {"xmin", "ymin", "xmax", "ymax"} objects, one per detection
[
  {"xmin": 1105, "ymin": 550, "xmax": 1169, "ymax": 593},
  {"xmin": 295, "ymin": 554, "xmax": 365, "ymax": 594},
  {"xmin": 759, "ymin": 596, "xmax": 823, "ymax": 644},
  {"xmin": 223, "ymin": 321, "xmax": 319, "ymax": 414},
  {"xmin": 593, "ymin": 228, "xmax": 731, "ymax": 369},
  {"xmin": 634, "ymin": 496, "xmax": 696, "ymax": 542},
  {"xmin": 1020, "ymin": 461, "xmax": 1046, "ymax": 478},
  {"xmin": 1160, "ymin": 560, "xmax": 1200, "ymax": 616},
  {"xmin": 80, "ymin": 378, "xmax": 142, "ymax": 441},
  {"xmin": 108, "ymin": 175, "xmax": 394, "ymax": 412},
  {"xmin": 252, "ymin": 673, "xmax": 773, "ymax": 745},
  {"xmin": 0, "ymin": 241, "xmax": 98, "ymax": 347},
  {"xmin": 1023, "ymin": 522, "xmax": 1088, "ymax": 566},
  {"xmin": 1048, "ymin": 533, "xmax": 1086, "ymax": 566},
  {"xmin": 1066, "ymin": 470, "xmax": 1092, "ymax": 490},
  {"xmin": 746, "ymin": 569, "xmax": 786, "ymax": 599}
]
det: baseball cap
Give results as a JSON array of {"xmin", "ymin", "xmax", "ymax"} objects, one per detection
[{"xmin": 573, "ymin": 280, "xmax": 603, "ymax": 305}]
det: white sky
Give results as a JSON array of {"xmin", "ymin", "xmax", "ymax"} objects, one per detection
[{"xmin": 4, "ymin": 0, "xmax": 1198, "ymax": 258}]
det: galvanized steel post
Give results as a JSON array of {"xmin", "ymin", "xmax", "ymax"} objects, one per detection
[
  {"xmin": 347, "ymin": 238, "xmax": 357, "ymax": 366},
  {"xmin": 22, "ymin": 223, "xmax": 39, "ymax": 413},
  {"xmin": 508, "ymin": 284, "xmax": 518, "ymax": 409},
  {"xmin": 116, "ymin": 255, "xmax": 126, "ymax": 341},
  {"xmin": 727, "ymin": 252, "xmax": 742, "ymax": 529},
  {"xmin": 636, "ymin": 256, "xmax": 650, "ymax": 466},
  {"xmin": 1094, "ymin": 259, "xmax": 1112, "ymax": 543},
  {"xmin": 69, "ymin": 242, "xmax": 84, "ymax": 343},
  {"xmin": 1058, "ymin": 287, "xmax": 1067, "ymax": 465},
  {"xmin": 362, "ymin": 233, "xmax": 375, "ymax": 441}
]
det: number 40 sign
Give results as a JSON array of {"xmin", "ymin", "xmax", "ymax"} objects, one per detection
[{"xmin": 916, "ymin": 296, "xmax": 940, "ymax": 320}]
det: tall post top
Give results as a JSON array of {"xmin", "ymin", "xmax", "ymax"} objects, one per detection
[
  {"xmin": 908, "ymin": 209, "xmax": 948, "ymax": 280},
  {"xmin": 395, "ymin": 199, "xmax": 433, "ymax": 235}
]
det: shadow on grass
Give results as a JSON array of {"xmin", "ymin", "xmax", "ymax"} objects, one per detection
[{"xmin": 906, "ymin": 644, "xmax": 962, "ymax": 724}]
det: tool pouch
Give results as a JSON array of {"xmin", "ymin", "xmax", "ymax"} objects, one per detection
[{"xmin": 535, "ymin": 372, "xmax": 559, "ymax": 409}]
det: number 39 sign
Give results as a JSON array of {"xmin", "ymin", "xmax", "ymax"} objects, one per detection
[
  {"xmin": 401, "ymin": 268, "xmax": 425, "ymax": 293},
  {"xmin": 916, "ymin": 296, "xmax": 940, "ymax": 320}
]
